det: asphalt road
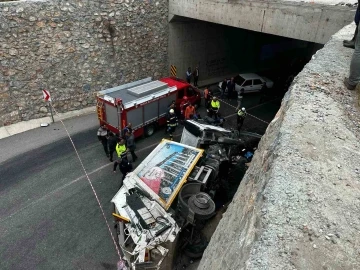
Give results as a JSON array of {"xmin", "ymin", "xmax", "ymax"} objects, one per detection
[{"xmin": 0, "ymin": 89, "xmax": 282, "ymax": 270}]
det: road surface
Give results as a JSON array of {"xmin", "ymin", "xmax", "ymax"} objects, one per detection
[{"xmin": 0, "ymin": 90, "xmax": 281, "ymax": 270}]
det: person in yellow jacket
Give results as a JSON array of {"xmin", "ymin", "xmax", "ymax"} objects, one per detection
[
  {"xmin": 209, "ymin": 96, "xmax": 220, "ymax": 118},
  {"xmin": 113, "ymin": 138, "xmax": 128, "ymax": 172},
  {"xmin": 237, "ymin": 107, "xmax": 247, "ymax": 132}
]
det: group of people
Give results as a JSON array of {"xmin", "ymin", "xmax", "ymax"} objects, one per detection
[
  {"xmin": 220, "ymin": 77, "xmax": 236, "ymax": 99},
  {"xmin": 165, "ymin": 97, "xmax": 199, "ymax": 140},
  {"xmin": 97, "ymin": 123, "xmax": 138, "ymax": 181},
  {"xmin": 186, "ymin": 66, "xmax": 200, "ymax": 87},
  {"xmin": 204, "ymin": 87, "xmax": 247, "ymax": 131}
]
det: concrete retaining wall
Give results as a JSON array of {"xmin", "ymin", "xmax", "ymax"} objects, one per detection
[
  {"xmin": 198, "ymin": 23, "xmax": 360, "ymax": 270},
  {"xmin": 0, "ymin": 0, "xmax": 168, "ymax": 126}
]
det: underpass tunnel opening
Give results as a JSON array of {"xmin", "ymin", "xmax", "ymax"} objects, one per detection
[{"xmin": 169, "ymin": 16, "xmax": 324, "ymax": 89}]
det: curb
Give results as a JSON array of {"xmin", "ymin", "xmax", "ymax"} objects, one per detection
[{"xmin": 0, "ymin": 106, "xmax": 96, "ymax": 140}]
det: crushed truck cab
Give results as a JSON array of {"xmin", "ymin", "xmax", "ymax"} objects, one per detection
[{"xmin": 111, "ymin": 139, "xmax": 222, "ymax": 269}]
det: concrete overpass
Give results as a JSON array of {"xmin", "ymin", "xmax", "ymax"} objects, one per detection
[
  {"xmin": 168, "ymin": 0, "xmax": 356, "ymax": 84},
  {"xmin": 169, "ymin": 0, "xmax": 355, "ymax": 44}
]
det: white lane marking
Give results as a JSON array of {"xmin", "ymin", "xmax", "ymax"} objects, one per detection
[{"xmin": 0, "ymin": 138, "xmax": 178, "ymax": 223}]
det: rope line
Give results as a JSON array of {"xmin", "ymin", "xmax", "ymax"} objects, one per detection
[
  {"xmin": 206, "ymin": 93, "xmax": 278, "ymax": 125},
  {"xmin": 50, "ymin": 103, "xmax": 127, "ymax": 270}
]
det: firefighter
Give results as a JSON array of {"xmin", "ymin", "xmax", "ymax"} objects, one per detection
[
  {"xmin": 167, "ymin": 109, "xmax": 178, "ymax": 140},
  {"xmin": 180, "ymin": 96, "xmax": 189, "ymax": 120},
  {"xmin": 113, "ymin": 138, "xmax": 128, "ymax": 172},
  {"xmin": 185, "ymin": 103, "xmax": 196, "ymax": 120},
  {"xmin": 209, "ymin": 96, "xmax": 220, "ymax": 118},
  {"xmin": 237, "ymin": 107, "xmax": 247, "ymax": 132},
  {"xmin": 97, "ymin": 124, "xmax": 109, "ymax": 157}
]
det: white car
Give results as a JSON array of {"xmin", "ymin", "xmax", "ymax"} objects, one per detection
[{"xmin": 218, "ymin": 73, "xmax": 274, "ymax": 94}]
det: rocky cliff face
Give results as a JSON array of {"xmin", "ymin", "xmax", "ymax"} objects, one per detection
[
  {"xmin": 0, "ymin": 0, "xmax": 168, "ymax": 126},
  {"xmin": 198, "ymin": 24, "xmax": 360, "ymax": 270}
]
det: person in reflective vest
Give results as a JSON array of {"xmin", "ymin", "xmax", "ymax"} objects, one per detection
[
  {"xmin": 237, "ymin": 107, "xmax": 247, "ymax": 132},
  {"xmin": 209, "ymin": 97, "xmax": 220, "ymax": 118},
  {"xmin": 113, "ymin": 138, "xmax": 128, "ymax": 172},
  {"xmin": 167, "ymin": 109, "xmax": 178, "ymax": 140}
]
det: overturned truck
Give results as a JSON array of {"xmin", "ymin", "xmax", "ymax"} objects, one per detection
[{"xmin": 111, "ymin": 124, "xmax": 245, "ymax": 269}]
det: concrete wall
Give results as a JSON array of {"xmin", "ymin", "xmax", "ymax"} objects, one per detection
[
  {"xmin": 168, "ymin": 18, "xmax": 233, "ymax": 82},
  {"xmin": 198, "ymin": 23, "xmax": 360, "ymax": 270},
  {"xmin": 169, "ymin": 17, "xmax": 322, "ymax": 82},
  {"xmin": 0, "ymin": 0, "xmax": 168, "ymax": 126},
  {"xmin": 169, "ymin": 0, "xmax": 355, "ymax": 44}
]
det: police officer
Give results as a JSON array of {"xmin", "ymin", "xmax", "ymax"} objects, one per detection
[
  {"xmin": 237, "ymin": 107, "xmax": 247, "ymax": 132},
  {"xmin": 209, "ymin": 96, "xmax": 220, "ymax": 118},
  {"xmin": 113, "ymin": 138, "xmax": 128, "ymax": 172},
  {"xmin": 167, "ymin": 109, "xmax": 178, "ymax": 140},
  {"xmin": 108, "ymin": 132, "xmax": 118, "ymax": 162},
  {"xmin": 97, "ymin": 124, "xmax": 109, "ymax": 157},
  {"xmin": 235, "ymin": 89, "xmax": 244, "ymax": 112}
]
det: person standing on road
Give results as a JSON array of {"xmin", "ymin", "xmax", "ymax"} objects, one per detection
[
  {"xmin": 193, "ymin": 66, "xmax": 199, "ymax": 87},
  {"xmin": 203, "ymin": 87, "xmax": 210, "ymax": 108},
  {"xmin": 113, "ymin": 139, "xmax": 128, "ymax": 172},
  {"xmin": 180, "ymin": 96, "xmax": 189, "ymax": 121},
  {"xmin": 186, "ymin": 67, "xmax": 192, "ymax": 84},
  {"xmin": 97, "ymin": 124, "xmax": 109, "ymax": 157},
  {"xmin": 209, "ymin": 96, "xmax": 220, "ymax": 118},
  {"xmin": 227, "ymin": 77, "xmax": 235, "ymax": 99},
  {"xmin": 108, "ymin": 132, "xmax": 118, "ymax": 162},
  {"xmin": 259, "ymin": 82, "xmax": 268, "ymax": 103},
  {"xmin": 119, "ymin": 158, "xmax": 133, "ymax": 182},
  {"xmin": 185, "ymin": 103, "xmax": 196, "ymax": 120},
  {"xmin": 167, "ymin": 109, "xmax": 178, "ymax": 140},
  {"xmin": 235, "ymin": 89, "xmax": 244, "ymax": 112},
  {"xmin": 237, "ymin": 107, "xmax": 247, "ymax": 132},
  {"xmin": 221, "ymin": 79, "xmax": 227, "ymax": 98},
  {"xmin": 125, "ymin": 130, "xmax": 137, "ymax": 162},
  {"xmin": 122, "ymin": 123, "xmax": 132, "ymax": 138}
]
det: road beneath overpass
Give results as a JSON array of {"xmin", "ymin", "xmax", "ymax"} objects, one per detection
[{"xmin": 0, "ymin": 87, "xmax": 281, "ymax": 270}]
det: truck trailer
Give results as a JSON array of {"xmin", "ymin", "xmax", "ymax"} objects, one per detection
[{"xmin": 96, "ymin": 77, "xmax": 201, "ymax": 138}]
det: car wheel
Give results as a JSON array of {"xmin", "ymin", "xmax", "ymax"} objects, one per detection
[{"xmin": 144, "ymin": 124, "xmax": 155, "ymax": 137}]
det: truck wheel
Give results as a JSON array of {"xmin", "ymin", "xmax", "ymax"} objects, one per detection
[{"xmin": 145, "ymin": 124, "xmax": 155, "ymax": 137}]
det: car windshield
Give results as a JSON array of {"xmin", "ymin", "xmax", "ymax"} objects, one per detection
[{"xmin": 234, "ymin": 75, "xmax": 245, "ymax": 86}]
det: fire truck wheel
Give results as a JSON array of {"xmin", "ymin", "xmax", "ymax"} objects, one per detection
[{"xmin": 144, "ymin": 124, "xmax": 155, "ymax": 137}]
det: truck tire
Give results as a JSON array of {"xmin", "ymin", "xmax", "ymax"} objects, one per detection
[{"xmin": 144, "ymin": 124, "xmax": 155, "ymax": 137}]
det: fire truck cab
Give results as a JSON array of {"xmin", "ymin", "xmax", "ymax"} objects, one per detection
[{"xmin": 96, "ymin": 77, "xmax": 201, "ymax": 138}]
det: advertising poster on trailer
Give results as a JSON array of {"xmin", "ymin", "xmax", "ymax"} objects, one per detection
[{"xmin": 134, "ymin": 140, "xmax": 203, "ymax": 209}]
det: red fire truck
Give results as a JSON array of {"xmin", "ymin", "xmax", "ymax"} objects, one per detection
[{"xmin": 96, "ymin": 77, "xmax": 201, "ymax": 138}]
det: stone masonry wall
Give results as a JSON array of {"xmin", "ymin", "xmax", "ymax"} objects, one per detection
[
  {"xmin": 199, "ymin": 23, "xmax": 360, "ymax": 270},
  {"xmin": 0, "ymin": 0, "xmax": 168, "ymax": 126}
]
